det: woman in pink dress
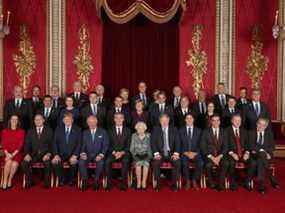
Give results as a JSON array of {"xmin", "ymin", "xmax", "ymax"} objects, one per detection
[{"xmin": 1, "ymin": 114, "xmax": 25, "ymax": 190}]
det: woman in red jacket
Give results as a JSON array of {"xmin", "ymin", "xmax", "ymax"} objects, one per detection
[{"xmin": 1, "ymin": 114, "xmax": 25, "ymax": 190}]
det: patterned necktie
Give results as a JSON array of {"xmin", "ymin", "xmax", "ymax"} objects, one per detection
[{"xmin": 65, "ymin": 128, "xmax": 70, "ymax": 144}]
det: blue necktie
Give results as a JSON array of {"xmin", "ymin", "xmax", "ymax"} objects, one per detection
[{"xmin": 65, "ymin": 128, "xmax": 70, "ymax": 144}]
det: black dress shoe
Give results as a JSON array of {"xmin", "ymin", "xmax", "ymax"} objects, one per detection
[
  {"xmin": 216, "ymin": 185, "xmax": 225, "ymax": 192},
  {"xmin": 93, "ymin": 182, "xmax": 100, "ymax": 191},
  {"xmin": 81, "ymin": 180, "xmax": 87, "ymax": 191},
  {"xmin": 272, "ymin": 183, "xmax": 280, "ymax": 189},
  {"xmin": 258, "ymin": 186, "xmax": 266, "ymax": 195},
  {"xmin": 244, "ymin": 181, "xmax": 253, "ymax": 192},
  {"xmin": 208, "ymin": 182, "xmax": 216, "ymax": 189},
  {"xmin": 105, "ymin": 184, "xmax": 112, "ymax": 192},
  {"xmin": 192, "ymin": 181, "xmax": 200, "ymax": 191},
  {"xmin": 171, "ymin": 185, "xmax": 178, "ymax": 192},
  {"xmin": 141, "ymin": 187, "xmax": 147, "ymax": 192},
  {"xmin": 230, "ymin": 183, "xmax": 238, "ymax": 191},
  {"xmin": 68, "ymin": 181, "xmax": 75, "ymax": 186},
  {"xmin": 184, "ymin": 181, "xmax": 190, "ymax": 190},
  {"xmin": 58, "ymin": 181, "xmax": 64, "ymax": 187},
  {"xmin": 120, "ymin": 183, "xmax": 127, "ymax": 191}
]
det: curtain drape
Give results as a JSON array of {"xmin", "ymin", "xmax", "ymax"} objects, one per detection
[{"xmin": 102, "ymin": 11, "xmax": 180, "ymax": 98}]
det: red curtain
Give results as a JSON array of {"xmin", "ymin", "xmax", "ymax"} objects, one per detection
[
  {"xmin": 235, "ymin": 0, "xmax": 278, "ymax": 119},
  {"xmin": 101, "ymin": 12, "xmax": 180, "ymax": 98},
  {"xmin": 179, "ymin": 0, "xmax": 216, "ymax": 100},
  {"xmin": 66, "ymin": 0, "xmax": 102, "ymax": 93},
  {"xmin": 3, "ymin": 0, "xmax": 46, "ymax": 99}
]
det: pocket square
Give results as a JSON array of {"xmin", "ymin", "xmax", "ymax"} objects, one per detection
[{"xmin": 98, "ymin": 135, "xmax": 103, "ymax": 138}]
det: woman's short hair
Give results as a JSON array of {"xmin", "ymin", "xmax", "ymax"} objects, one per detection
[
  {"xmin": 7, "ymin": 114, "xmax": 21, "ymax": 129},
  {"xmin": 135, "ymin": 122, "xmax": 147, "ymax": 132}
]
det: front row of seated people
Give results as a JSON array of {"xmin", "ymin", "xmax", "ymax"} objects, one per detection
[{"xmin": 1, "ymin": 112, "xmax": 279, "ymax": 194}]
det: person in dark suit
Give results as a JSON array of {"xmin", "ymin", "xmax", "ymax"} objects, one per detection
[
  {"xmin": 58, "ymin": 96, "xmax": 80, "ymax": 127},
  {"xmin": 200, "ymin": 114, "xmax": 229, "ymax": 191},
  {"xmin": 68, "ymin": 81, "xmax": 88, "ymax": 109},
  {"xmin": 79, "ymin": 115, "xmax": 109, "ymax": 191},
  {"xmin": 50, "ymin": 85, "xmax": 65, "ymax": 110},
  {"xmin": 52, "ymin": 112, "xmax": 81, "ymax": 186},
  {"xmin": 106, "ymin": 96, "xmax": 131, "ymax": 128},
  {"xmin": 148, "ymin": 89, "xmax": 160, "ymax": 112},
  {"xmin": 105, "ymin": 112, "xmax": 131, "ymax": 191},
  {"xmin": 225, "ymin": 114, "xmax": 249, "ymax": 191},
  {"xmin": 179, "ymin": 113, "xmax": 203, "ymax": 190},
  {"xmin": 212, "ymin": 83, "xmax": 230, "ymax": 115},
  {"xmin": 244, "ymin": 89, "xmax": 271, "ymax": 130},
  {"xmin": 247, "ymin": 118, "xmax": 279, "ymax": 194},
  {"xmin": 131, "ymin": 81, "xmax": 150, "ymax": 110},
  {"xmin": 169, "ymin": 86, "xmax": 183, "ymax": 109},
  {"xmin": 149, "ymin": 91, "xmax": 174, "ymax": 128},
  {"xmin": 222, "ymin": 97, "xmax": 240, "ymax": 128},
  {"xmin": 37, "ymin": 95, "xmax": 59, "ymax": 130},
  {"xmin": 131, "ymin": 100, "xmax": 149, "ymax": 130},
  {"xmin": 95, "ymin": 84, "xmax": 111, "ymax": 110},
  {"xmin": 4, "ymin": 85, "xmax": 33, "ymax": 131},
  {"xmin": 174, "ymin": 96, "xmax": 192, "ymax": 128},
  {"xmin": 151, "ymin": 114, "xmax": 181, "ymax": 191},
  {"xmin": 236, "ymin": 87, "xmax": 250, "ymax": 111},
  {"xmin": 28, "ymin": 85, "xmax": 43, "ymax": 115},
  {"xmin": 81, "ymin": 92, "xmax": 106, "ymax": 129},
  {"xmin": 192, "ymin": 90, "xmax": 207, "ymax": 129},
  {"xmin": 21, "ymin": 114, "xmax": 53, "ymax": 188}
]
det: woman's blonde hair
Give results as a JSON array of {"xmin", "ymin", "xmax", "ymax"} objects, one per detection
[{"xmin": 135, "ymin": 121, "xmax": 147, "ymax": 132}]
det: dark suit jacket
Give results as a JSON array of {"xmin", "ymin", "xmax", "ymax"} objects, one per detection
[
  {"xmin": 174, "ymin": 107, "xmax": 192, "ymax": 128},
  {"xmin": 23, "ymin": 126, "xmax": 53, "ymax": 157},
  {"xmin": 200, "ymin": 128, "xmax": 227, "ymax": 158},
  {"xmin": 28, "ymin": 97, "xmax": 43, "ymax": 115},
  {"xmin": 248, "ymin": 129, "xmax": 275, "ymax": 157},
  {"xmin": 221, "ymin": 107, "xmax": 240, "ymax": 128},
  {"xmin": 80, "ymin": 128, "xmax": 109, "ymax": 159},
  {"xmin": 169, "ymin": 96, "xmax": 182, "ymax": 109},
  {"xmin": 192, "ymin": 101, "xmax": 207, "ymax": 129},
  {"xmin": 150, "ymin": 126, "xmax": 180, "ymax": 156},
  {"xmin": 4, "ymin": 98, "xmax": 33, "ymax": 130},
  {"xmin": 179, "ymin": 126, "xmax": 202, "ymax": 154},
  {"xmin": 68, "ymin": 92, "xmax": 88, "ymax": 109},
  {"xmin": 80, "ymin": 104, "xmax": 106, "ymax": 129},
  {"xmin": 52, "ymin": 97, "xmax": 65, "ymax": 110},
  {"xmin": 106, "ymin": 107, "xmax": 131, "ymax": 128},
  {"xmin": 244, "ymin": 102, "xmax": 271, "ymax": 130},
  {"xmin": 53, "ymin": 125, "xmax": 81, "ymax": 160},
  {"xmin": 131, "ymin": 94, "xmax": 150, "ymax": 109},
  {"xmin": 149, "ymin": 103, "xmax": 174, "ymax": 127},
  {"xmin": 225, "ymin": 126, "xmax": 249, "ymax": 155},
  {"xmin": 236, "ymin": 98, "xmax": 250, "ymax": 110},
  {"xmin": 37, "ymin": 107, "xmax": 59, "ymax": 130},
  {"xmin": 98, "ymin": 96, "xmax": 111, "ymax": 110},
  {"xmin": 107, "ymin": 126, "xmax": 131, "ymax": 154},
  {"xmin": 212, "ymin": 94, "xmax": 231, "ymax": 114}
]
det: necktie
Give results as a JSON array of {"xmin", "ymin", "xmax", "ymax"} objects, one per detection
[
  {"xmin": 258, "ymin": 132, "xmax": 263, "ymax": 145},
  {"xmin": 234, "ymin": 129, "xmax": 242, "ymax": 158},
  {"xmin": 214, "ymin": 129, "xmax": 218, "ymax": 141},
  {"xmin": 44, "ymin": 108, "xmax": 49, "ymax": 118},
  {"xmin": 117, "ymin": 127, "xmax": 122, "ymax": 136},
  {"xmin": 37, "ymin": 128, "xmax": 42, "ymax": 139},
  {"xmin": 221, "ymin": 95, "xmax": 226, "ymax": 108},
  {"xmin": 163, "ymin": 128, "xmax": 170, "ymax": 157},
  {"xmin": 65, "ymin": 128, "xmax": 70, "ymax": 144},
  {"xmin": 99, "ymin": 97, "xmax": 102, "ymax": 104},
  {"xmin": 54, "ymin": 99, "xmax": 58, "ymax": 108},
  {"xmin": 91, "ymin": 130, "xmax": 95, "ymax": 142},
  {"xmin": 254, "ymin": 103, "xmax": 260, "ymax": 116},
  {"xmin": 160, "ymin": 104, "xmax": 164, "ymax": 113},
  {"xmin": 141, "ymin": 94, "xmax": 146, "ymax": 105},
  {"xmin": 187, "ymin": 127, "xmax": 192, "ymax": 139},
  {"xmin": 16, "ymin": 99, "xmax": 20, "ymax": 108},
  {"xmin": 92, "ymin": 104, "xmax": 97, "ymax": 115},
  {"xmin": 174, "ymin": 97, "xmax": 179, "ymax": 107}
]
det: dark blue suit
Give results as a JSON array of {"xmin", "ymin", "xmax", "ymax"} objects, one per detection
[
  {"xmin": 53, "ymin": 125, "xmax": 81, "ymax": 184},
  {"xmin": 179, "ymin": 126, "xmax": 203, "ymax": 181},
  {"xmin": 79, "ymin": 128, "xmax": 109, "ymax": 181}
]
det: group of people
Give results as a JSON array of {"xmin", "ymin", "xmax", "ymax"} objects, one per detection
[{"xmin": 0, "ymin": 81, "xmax": 279, "ymax": 194}]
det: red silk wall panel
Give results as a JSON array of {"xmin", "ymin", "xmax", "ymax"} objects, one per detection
[
  {"xmin": 179, "ymin": 0, "xmax": 216, "ymax": 100},
  {"xmin": 3, "ymin": 0, "xmax": 46, "ymax": 99},
  {"xmin": 235, "ymin": 0, "xmax": 277, "ymax": 119},
  {"xmin": 66, "ymin": 0, "xmax": 102, "ymax": 93}
]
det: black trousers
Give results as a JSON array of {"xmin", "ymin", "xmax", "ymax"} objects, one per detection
[
  {"xmin": 228, "ymin": 158, "xmax": 249, "ymax": 185},
  {"xmin": 21, "ymin": 155, "xmax": 51, "ymax": 186},
  {"xmin": 105, "ymin": 154, "xmax": 130, "ymax": 184},
  {"xmin": 181, "ymin": 155, "xmax": 203, "ymax": 182},
  {"xmin": 152, "ymin": 156, "xmax": 181, "ymax": 186},
  {"xmin": 79, "ymin": 158, "xmax": 104, "ymax": 181},
  {"xmin": 205, "ymin": 158, "xmax": 229, "ymax": 186},
  {"xmin": 53, "ymin": 160, "xmax": 77, "ymax": 184}
]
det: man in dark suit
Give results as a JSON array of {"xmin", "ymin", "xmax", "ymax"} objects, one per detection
[
  {"xmin": 79, "ymin": 115, "xmax": 109, "ymax": 191},
  {"xmin": 21, "ymin": 114, "xmax": 53, "ymax": 188},
  {"xmin": 222, "ymin": 97, "xmax": 240, "ymax": 128},
  {"xmin": 236, "ymin": 87, "xmax": 250, "ymax": 111},
  {"xmin": 192, "ymin": 90, "xmax": 207, "ymax": 129},
  {"xmin": 151, "ymin": 114, "xmax": 181, "ymax": 191},
  {"xmin": 4, "ymin": 85, "xmax": 33, "ymax": 131},
  {"xmin": 225, "ymin": 114, "xmax": 249, "ymax": 191},
  {"xmin": 169, "ymin": 86, "xmax": 183, "ymax": 109},
  {"xmin": 68, "ymin": 81, "xmax": 88, "ymax": 109},
  {"xmin": 37, "ymin": 95, "xmax": 59, "ymax": 130},
  {"xmin": 131, "ymin": 81, "xmax": 150, "ymax": 110},
  {"xmin": 50, "ymin": 85, "xmax": 64, "ymax": 110},
  {"xmin": 106, "ymin": 96, "xmax": 131, "ymax": 128},
  {"xmin": 81, "ymin": 92, "xmax": 106, "ymax": 129},
  {"xmin": 244, "ymin": 89, "xmax": 271, "ymax": 130},
  {"xmin": 52, "ymin": 112, "xmax": 81, "ymax": 186},
  {"xmin": 174, "ymin": 96, "xmax": 192, "ymax": 128},
  {"xmin": 179, "ymin": 113, "xmax": 203, "ymax": 190},
  {"xmin": 95, "ymin": 84, "xmax": 111, "ymax": 110},
  {"xmin": 105, "ymin": 112, "xmax": 131, "ymax": 191},
  {"xmin": 247, "ymin": 118, "xmax": 279, "ymax": 194},
  {"xmin": 28, "ymin": 85, "xmax": 43, "ymax": 115},
  {"xmin": 200, "ymin": 114, "xmax": 229, "ymax": 191},
  {"xmin": 212, "ymin": 82, "xmax": 230, "ymax": 115},
  {"xmin": 149, "ymin": 91, "xmax": 174, "ymax": 128}
]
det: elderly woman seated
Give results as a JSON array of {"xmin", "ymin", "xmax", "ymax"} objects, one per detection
[{"xmin": 130, "ymin": 122, "xmax": 152, "ymax": 190}]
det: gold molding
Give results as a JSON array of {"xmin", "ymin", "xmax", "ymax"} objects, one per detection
[{"xmin": 0, "ymin": 0, "xmax": 3, "ymax": 120}]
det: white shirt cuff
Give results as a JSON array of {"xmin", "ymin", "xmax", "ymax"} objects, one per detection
[
  {"xmin": 173, "ymin": 152, "xmax": 179, "ymax": 156},
  {"xmin": 207, "ymin": 154, "xmax": 212, "ymax": 159},
  {"xmin": 154, "ymin": 152, "xmax": 160, "ymax": 157},
  {"xmin": 229, "ymin": 151, "xmax": 234, "ymax": 155}
]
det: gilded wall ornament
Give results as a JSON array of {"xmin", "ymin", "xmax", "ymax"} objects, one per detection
[
  {"xmin": 13, "ymin": 25, "xmax": 36, "ymax": 96},
  {"xmin": 246, "ymin": 25, "xmax": 269, "ymax": 89},
  {"xmin": 73, "ymin": 25, "xmax": 94, "ymax": 92},
  {"xmin": 186, "ymin": 25, "xmax": 207, "ymax": 98}
]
